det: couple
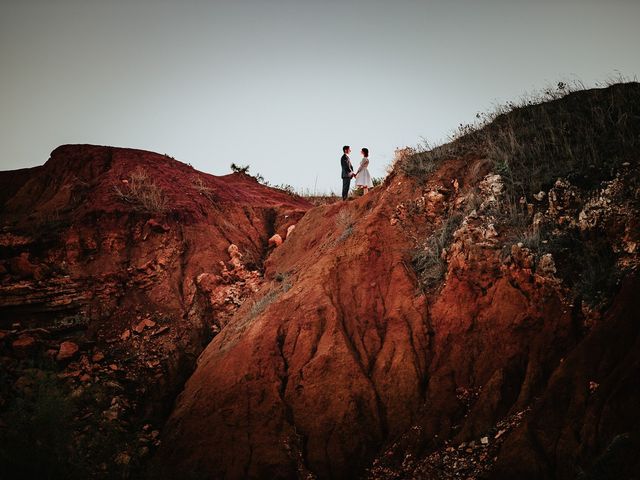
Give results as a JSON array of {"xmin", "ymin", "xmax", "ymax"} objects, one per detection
[{"xmin": 340, "ymin": 145, "xmax": 373, "ymax": 200}]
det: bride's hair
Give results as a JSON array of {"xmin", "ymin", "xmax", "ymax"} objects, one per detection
[{"xmin": 361, "ymin": 147, "xmax": 369, "ymax": 157}]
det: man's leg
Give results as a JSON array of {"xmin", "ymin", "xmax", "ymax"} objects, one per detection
[{"xmin": 342, "ymin": 178, "xmax": 351, "ymax": 200}]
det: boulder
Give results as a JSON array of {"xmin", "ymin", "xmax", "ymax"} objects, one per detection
[
  {"xmin": 268, "ymin": 233, "xmax": 283, "ymax": 247},
  {"xmin": 57, "ymin": 341, "xmax": 79, "ymax": 362}
]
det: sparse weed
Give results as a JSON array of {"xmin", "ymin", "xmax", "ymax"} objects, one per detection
[
  {"xmin": 26, "ymin": 208, "xmax": 69, "ymax": 237},
  {"xmin": 519, "ymin": 229, "xmax": 542, "ymax": 251},
  {"xmin": 113, "ymin": 168, "xmax": 168, "ymax": 213},
  {"xmin": 401, "ymin": 145, "xmax": 445, "ymax": 179},
  {"xmin": 271, "ymin": 184, "xmax": 298, "ymax": 196},
  {"xmin": 335, "ymin": 209, "xmax": 355, "ymax": 243},
  {"xmin": 274, "ymin": 272, "xmax": 292, "ymax": 292},
  {"xmin": 402, "ymin": 81, "xmax": 640, "ymax": 199},
  {"xmin": 192, "ymin": 177, "xmax": 217, "ymax": 202},
  {"xmin": 247, "ymin": 278, "xmax": 291, "ymax": 320},
  {"xmin": 248, "ymin": 291, "xmax": 278, "ymax": 319}
]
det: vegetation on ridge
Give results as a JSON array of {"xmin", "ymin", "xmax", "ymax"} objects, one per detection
[
  {"xmin": 402, "ymin": 81, "xmax": 640, "ymax": 198},
  {"xmin": 406, "ymin": 81, "xmax": 640, "ymax": 308}
]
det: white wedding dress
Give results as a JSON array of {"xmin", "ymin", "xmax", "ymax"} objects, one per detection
[{"xmin": 355, "ymin": 158, "xmax": 373, "ymax": 188}]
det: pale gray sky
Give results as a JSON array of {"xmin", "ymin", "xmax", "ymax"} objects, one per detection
[{"xmin": 2, "ymin": 0, "xmax": 639, "ymax": 193}]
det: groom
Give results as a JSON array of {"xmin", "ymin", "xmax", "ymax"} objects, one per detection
[{"xmin": 340, "ymin": 145, "xmax": 355, "ymax": 201}]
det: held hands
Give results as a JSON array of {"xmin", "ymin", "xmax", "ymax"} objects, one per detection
[{"xmin": 351, "ymin": 173, "xmax": 356, "ymax": 178}]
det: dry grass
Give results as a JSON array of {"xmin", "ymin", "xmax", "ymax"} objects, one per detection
[
  {"xmin": 192, "ymin": 177, "xmax": 217, "ymax": 202},
  {"xmin": 113, "ymin": 168, "xmax": 168, "ymax": 213},
  {"xmin": 335, "ymin": 209, "xmax": 355, "ymax": 243},
  {"xmin": 247, "ymin": 276, "xmax": 291, "ymax": 320},
  {"xmin": 402, "ymin": 81, "xmax": 640, "ymax": 199}
]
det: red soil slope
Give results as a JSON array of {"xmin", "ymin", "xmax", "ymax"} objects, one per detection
[
  {"xmin": 0, "ymin": 144, "xmax": 310, "ymax": 414},
  {"xmin": 156, "ymin": 150, "xmax": 638, "ymax": 478},
  {"xmin": 3, "ymin": 85, "xmax": 639, "ymax": 479}
]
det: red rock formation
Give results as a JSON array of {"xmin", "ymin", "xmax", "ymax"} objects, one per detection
[
  {"xmin": 159, "ymin": 158, "xmax": 572, "ymax": 479},
  {"xmin": 156, "ymin": 86, "xmax": 640, "ymax": 479},
  {"xmin": 490, "ymin": 274, "xmax": 640, "ymax": 479},
  {"xmin": 4, "ymin": 85, "xmax": 639, "ymax": 479},
  {"xmin": 158, "ymin": 183, "xmax": 432, "ymax": 478},
  {"xmin": 0, "ymin": 144, "xmax": 310, "ymax": 418}
]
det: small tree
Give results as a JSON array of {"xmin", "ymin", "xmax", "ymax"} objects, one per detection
[{"xmin": 230, "ymin": 163, "xmax": 250, "ymax": 174}]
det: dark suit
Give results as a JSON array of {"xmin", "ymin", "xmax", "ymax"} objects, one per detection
[{"xmin": 340, "ymin": 154, "xmax": 353, "ymax": 200}]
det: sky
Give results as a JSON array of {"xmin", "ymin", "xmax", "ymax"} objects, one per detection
[{"xmin": 2, "ymin": 0, "xmax": 640, "ymax": 193}]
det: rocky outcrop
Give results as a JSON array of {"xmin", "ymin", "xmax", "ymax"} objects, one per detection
[
  {"xmin": 157, "ymin": 179, "xmax": 432, "ymax": 479},
  {"xmin": 156, "ymin": 89, "xmax": 640, "ymax": 479},
  {"xmin": 490, "ymin": 274, "xmax": 640, "ymax": 479},
  {"xmin": 0, "ymin": 145, "xmax": 311, "ymax": 476},
  {"xmin": 4, "ymin": 85, "xmax": 640, "ymax": 479},
  {"xmin": 154, "ymin": 161, "xmax": 601, "ymax": 478},
  {"xmin": 56, "ymin": 340, "xmax": 79, "ymax": 361}
]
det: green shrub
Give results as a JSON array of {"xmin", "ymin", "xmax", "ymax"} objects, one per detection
[{"xmin": 230, "ymin": 163, "xmax": 250, "ymax": 174}]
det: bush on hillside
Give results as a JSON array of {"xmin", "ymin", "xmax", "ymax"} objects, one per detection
[{"xmin": 230, "ymin": 163, "xmax": 250, "ymax": 174}]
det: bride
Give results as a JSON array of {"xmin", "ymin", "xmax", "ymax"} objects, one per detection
[{"xmin": 355, "ymin": 147, "xmax": 374, "ymax": 194}]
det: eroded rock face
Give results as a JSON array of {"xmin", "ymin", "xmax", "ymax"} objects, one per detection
[
  {"xmin": 0, "ymin": 144, "xmax": 311, "ymax": 476},
  {"xmin": 0, "ymin": 144, "xmax": 308, "ymax": 337},
  {"xmin": 156, "ymin": 146, "xmax": 639, "ymax": 480},
  {"xmin": 158, "ymin": 182, "xmax": 431, "ymax": 479},
  {"xmin": 491, "ymin": 276, "xmax": 640, "ymax": 480}
]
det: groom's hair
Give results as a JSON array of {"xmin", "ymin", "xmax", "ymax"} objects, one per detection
[
  {"xmin": 342, "ymin": 145, "xmax": 350, "ymax": 153},
  {"xmin": 361, "ymin": 147, "xmax": 369, "ymax": 156}
]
